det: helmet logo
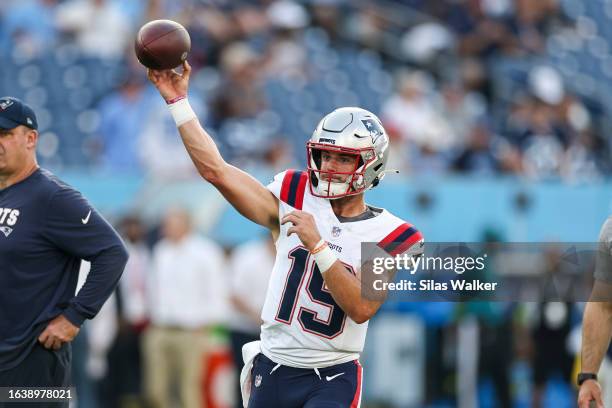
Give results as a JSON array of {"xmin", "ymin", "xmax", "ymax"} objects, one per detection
[
  {"xmin": 358, "ymin": 119, "xmax": 385, "ymax": 144},
  {"xmin": 319, "ymin": 138, "xmax": 336, "ymax": 144}
]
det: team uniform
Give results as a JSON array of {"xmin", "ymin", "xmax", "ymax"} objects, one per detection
[
  {"xmin": 232, "ymin": 107, "xmax": 424, "ymax": 407},
  {"xmin": 242, "ymin": 169, "xmax": 423, "ymax": 408}
]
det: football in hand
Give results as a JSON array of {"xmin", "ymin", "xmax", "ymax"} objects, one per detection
[{"xmin": 135, "ymin": 19, "xmax": 191, "ymax": 70}]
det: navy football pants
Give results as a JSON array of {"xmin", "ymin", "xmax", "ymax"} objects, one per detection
[{"xmin": 248, "ymin": 353, "xmax": 362, "ymax": 408}]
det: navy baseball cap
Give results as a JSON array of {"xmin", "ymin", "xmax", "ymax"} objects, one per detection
[{"xmin": 0, "ymin": 97, "xmax": 38, "ymax": 130}]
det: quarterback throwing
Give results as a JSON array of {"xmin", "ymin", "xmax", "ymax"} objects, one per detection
[{"xmin": 148, "ymin": 61, "xmax": 423, "ymax": 408}]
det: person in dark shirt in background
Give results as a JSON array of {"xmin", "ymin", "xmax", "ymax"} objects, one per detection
[{"xmin": 0, "ymin": 97, "xmax": 128, "ymax": 401}]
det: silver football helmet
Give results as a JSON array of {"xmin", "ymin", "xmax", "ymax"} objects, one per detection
[{"xmin": 307, "ymin": 107, "xmax": 390, "ymax": 199}]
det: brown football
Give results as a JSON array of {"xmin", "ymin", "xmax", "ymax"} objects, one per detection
[{"xmin": 135, "ymin": 19, "xmax": 191, "ymax": 70}]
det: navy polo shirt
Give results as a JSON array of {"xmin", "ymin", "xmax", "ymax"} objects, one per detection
[{"xmin": 0, "ymin": 168, "xmax": 128, "ymax": 370}]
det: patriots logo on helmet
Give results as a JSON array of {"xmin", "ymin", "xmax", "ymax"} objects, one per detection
[
  {"xmin": 358, "ymin": 119, "xmax": 385, "ymax": 144},
  {"xmin": 0, "ymin": 226, "xmax": 13, "ymax": 237},
  {"xmin": 0, "ymin": 99, "xmax": 14, "ymax": 111}
]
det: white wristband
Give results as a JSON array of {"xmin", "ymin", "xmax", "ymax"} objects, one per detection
[
  {"xmin": 313, "ymin": 245, "xmax": 337, "ymax": 274},
  {"xmin": 168, "ymin": 98, "xmax": 197, "ymax": 127}
]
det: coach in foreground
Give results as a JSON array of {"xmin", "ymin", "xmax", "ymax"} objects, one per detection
[{"xmin": 0, "ymin": 97, "xmax": 128, "ymax": 402}]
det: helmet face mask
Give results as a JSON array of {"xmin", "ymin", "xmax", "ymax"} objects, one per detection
[
  {"xmin": 306, "ymin": 107, "xmax": 390, "ymax": 200},
  {"xmin": 307, "ymin": 142, "xmax": 376, "ymax": 199}
]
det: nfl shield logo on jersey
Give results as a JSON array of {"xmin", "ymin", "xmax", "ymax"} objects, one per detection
[
  {"xmin": 254, "ymin": 374, "xmax": 262, "ymax": 388},
  {"xmin": 332, "ymin": 226, "xmax": 341, "ymax": 238}
]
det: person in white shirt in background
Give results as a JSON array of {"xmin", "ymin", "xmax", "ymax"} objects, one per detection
[
  {"xmin": 226, "ymin": 235, "xmax": 275, "ymax": 408},
  {"xmin": 54, "ymin": 0, "xmax": 131, "ymax": 59},
  {"xmin": 144, "ymin": 207, "xmax": 227, "ymax": 408},
  {"xmin": 98, "ymin": 215, "xmax": 151, "ymax": 407}
]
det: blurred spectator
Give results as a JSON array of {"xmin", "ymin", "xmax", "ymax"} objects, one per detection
[
  {"xmin": 0, "ymin": 0, "xmax": 59, "ymax": 58},
  {"xmin": 308, "ymin": 0, "xmax": 345, "ymax": 45},
  {"xmin": 528, "ymin": 65, "xmax": 566, "ymax": 107},
  {"xmin": 173, "ymin": 6, "xmax": 238, "ymax": 69},
  {"xmin": 210, "ymin": 42, "xmax": 270, "ymax": 160},
  {"xmin": 55, "ymin": 0, "xmax": 131, "ymax": 59},
  {"xmin": 401, "ymin": 22, "xmax": 455, "ymax": 66},
  {"xmin": 452, "ymin": 122, "xmax": 505, "ymax": 175},
  {"xmin": 528, "ymin": 248, "xmax": 577, "ymax": 408},
  {"xmin": 71, "ymin": 260, "xmax": 105, "ymax": 408},
  {"xmin": 512, "ymin": 0, "xmax": 561, "ymax": 54},
  {"xmin": 345, "ymin": 4, "xmax": 390, "ymax": 51},
  {"xmin": 447, "ymin": 0, "xmax": 518, "ymax": 58},
  {"xmin": 138, "ymin": 92, "xmax": 206, "ymax": 179},
  {"xmin": 381, "ymin": 70, "xmax": 454, "ymax": 172},
  {"xmin": 561, "ymin": 130, "xmax": 603, "ymax": 183},
  {"xmin": 98, "ymin": 215, "xmax": 151, "ymax": 408},
  {"xmin": 260, "ymin": 137, "xmax": 296, "ymax": 173},
  {"xmin": 263, "ymin": 1, "xmax": 310, "ymax": 80},
  {"xmin": 117, "ymin": 215, "xmax": 150, "ymax": 330},
  {"xmin": 94, "ymin": 72, "xmax": 154, "ymax": 174},
  {"xmin": 530, "ymin": 302, "xmax": 575, "ymax": 408},
  {"xmin": 212, "ymin": 42, "xmax": 266, "ymax": 124},
  {"xmin": 460, "ymin": 231, "xmax": 514, "ymax": 408},
  {"xmin": 0, "ymin": 0, "xmax": 606, "ymax": 180},
  {"xmin": 458, "ymin": 57, "xmax": 493, "ymax": 103},
  {"xmin": 382, "ymin": 70, "xmax": 453, "ymax": 148},
  {"xmin": 226, "ymin": 236, "xmax": 275, "ymax": 408},
  {"xmin": 143, "ymin": 207, "xmax": 226, "ymax": 408},
  {"xmin": 71, "ymin": 325, "xmax": 99, "ymax": 408},
  {"xmin": 267, "ymin": 1, "xmax": 310, "ymax": 33},
  {"xmin": 439, "ymin": 81, "xmax": 487, "ymax": 145},
  {"xmin": 522, "ymin": 129, "xmax": 565, "ymax": 180}
]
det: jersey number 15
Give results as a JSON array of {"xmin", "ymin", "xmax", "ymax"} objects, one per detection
[{"xmin": 275, "ymin": 246, "xmax": 355, "ymax": 338}]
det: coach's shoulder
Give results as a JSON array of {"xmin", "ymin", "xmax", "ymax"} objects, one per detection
[
  {"xmin": 37, "ymin": 168, "xmax": 78, "ymax": 195},
  {"xmin": 22, "ymin": 169, "xmax": 77, "ymax": 209},
  {"xmin": 37, "ymin": 169, "xmax": 98, "ymax": 222}
]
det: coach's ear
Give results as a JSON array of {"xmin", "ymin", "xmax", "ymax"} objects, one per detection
[{"xmin": 25, "ymin": 128, "xmax": 38, "ymax": 151}]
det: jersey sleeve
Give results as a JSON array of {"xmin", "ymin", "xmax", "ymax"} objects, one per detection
[
  {"xmin": 377, "ymin": 222, "xmax": 425, "ymax": 257},
  {"xmin": 266, "ymin": 169, "xmax": 309, "ymax": 210},
  {"xmin": 43, "ymin": 187, "xmax": 128, "ymax": 326},
  {"xmin": 594, "ymin": 218, "xmax": 612, "ymax": 283}
]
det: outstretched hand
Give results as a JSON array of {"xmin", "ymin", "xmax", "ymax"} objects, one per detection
[{"xmin": 147, "ymin": 60, "xmax": 191, "ymax": 102}]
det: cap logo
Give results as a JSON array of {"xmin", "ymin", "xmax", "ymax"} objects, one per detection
[
  {"xmin": 0, "ymin": 100, "xmax": 14, "ymax": 111},
  {"xmin": 26, "ymin": 117, "xmax": 33, "ymax": 125}
]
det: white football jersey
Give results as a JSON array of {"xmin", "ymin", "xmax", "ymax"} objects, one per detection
[{"xmin": 260, "ymin": 170, "xmax": 424, "ymax": 368}]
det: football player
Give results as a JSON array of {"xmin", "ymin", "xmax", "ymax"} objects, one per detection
[{"xmin": 148, "ymin": 61, "xmax": 423, "ymax": 408}]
